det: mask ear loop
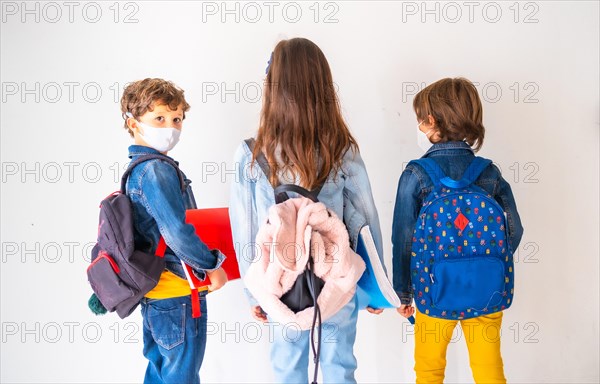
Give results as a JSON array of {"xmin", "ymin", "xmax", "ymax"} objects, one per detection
[
  {"xmin": 124, "ymin": 112, "xmax": 138, "ymax": 137},
  {"xmin": 418, "ymin": 120, "xmax": 435, "ymax": 138}
]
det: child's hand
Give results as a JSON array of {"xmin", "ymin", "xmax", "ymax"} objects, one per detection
[
  {"xmin": 366, "ymin": 306, "xmax": 384, "ymax": 315},
  {"xmin": 207, "ymin": 268, "xmax": 227, "ymax": 292},
  {"xmin": 251, "ymin": 306, "xmax": 268, "ymax": 323},
  {"xmin": 396, "ymin": 304, "xmax": 415, "ymax": 318}
]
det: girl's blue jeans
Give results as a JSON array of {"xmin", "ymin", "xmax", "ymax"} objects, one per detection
[{"xmin": 270, "ymin": 293, "xmax": 359, "ymax": 384}]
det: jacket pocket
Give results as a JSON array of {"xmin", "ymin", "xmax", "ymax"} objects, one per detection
[
  {"xmin": 431, "ymin": 256, "xmax": 504, "ymax": 311},
  {"xmin": 87, "ymin": 252, "xmax": 135, "ymax": 311}
]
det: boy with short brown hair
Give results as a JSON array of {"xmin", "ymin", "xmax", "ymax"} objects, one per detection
[{"xmin": 121, "ymin": 78, "xmax": 226, "ymax": 384}]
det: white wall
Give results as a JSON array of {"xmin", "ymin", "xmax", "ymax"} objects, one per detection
[{"xmin": 1, "ymin": 1, "xmax": 598, "ymax": 383}]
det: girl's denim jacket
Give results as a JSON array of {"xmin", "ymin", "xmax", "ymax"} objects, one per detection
[
  {"xmin": 392, "ymin": 141, "xmax": 524, "ymax": 305},
  {"xmin": 126, "ymin": 145, "xmax": 225, "ymax": 281},
  {"xmin": 229, "ymin": 141, "xmax": 384, "ymax": 306}
]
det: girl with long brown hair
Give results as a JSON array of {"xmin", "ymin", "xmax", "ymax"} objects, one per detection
[{"xmin": 229, "ymin": 37, "xmax": 384, "ymax": 383}]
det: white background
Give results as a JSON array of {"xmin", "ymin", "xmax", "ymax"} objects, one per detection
[{"xmin": 1, "ymin": 1, "xmax": 599, "ymax": 383}]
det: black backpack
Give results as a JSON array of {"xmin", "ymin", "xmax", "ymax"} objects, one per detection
[{"xmin": 87, "ymin": 154, "xmax": 185, "ymax": 319}]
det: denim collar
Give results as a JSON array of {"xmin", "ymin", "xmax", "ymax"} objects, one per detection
[
  {"xmin": 128, "ymin": 145, "xmax": 177, "ymax": 163},
  {"xmin": 423, "ymin": 141, "xmax": 474, "ymax": 158}
]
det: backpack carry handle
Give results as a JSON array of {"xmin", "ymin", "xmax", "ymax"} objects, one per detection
[
  {"xmin": 120, "ymin": 154, "xmax": 186, "ymax": 194},
  {"xmin": 412, "ymin": 157, "xmax": 492, "ymax": 189},
  {"xmin": 244, "ymin": 138, "xmax": 324, "ymax": 203},
  {"xmin": 274, "ymin": 184, "xmax": 321, "ymax": 204}
]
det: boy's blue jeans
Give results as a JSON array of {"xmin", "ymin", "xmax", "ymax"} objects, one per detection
[
  {"xmin": 270, "ymin": 294, "xmax": 359, "ymax": 384},
  {"xmin": 141, "ymin": 292, "xmax": 208, "ymax": 384}
]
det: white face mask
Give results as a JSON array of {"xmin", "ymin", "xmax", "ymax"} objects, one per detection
[
  {"xmin": 417, "ymin": 121, "xmax": 434, "ymax": 153},
  {"xmin": 126, "ymin": 112, "xmax": 181, "ymax": 153}
]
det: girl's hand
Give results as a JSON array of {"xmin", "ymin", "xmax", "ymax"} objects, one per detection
[
  {"xmin": 396, "ymin": 304, "xmax": 415, "ymax": 318},
  {"xmin": 207, "ymin": 268, "xmax": 228, "ymax": 292},
  {"xmin": 251, "ymin": 306, "xmax": 268, "ymax": 323},
  {"xmin": 366, "ymin": 306, "xmax": 384, "ymax": 315}
]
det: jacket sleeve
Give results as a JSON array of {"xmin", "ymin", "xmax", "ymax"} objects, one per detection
[
  {"xmin": 391, "ymin": 167, "xmax": 422, "ymax": 305},
  {"xmin": 229, "ymin": 143, "xmax": 260, "ymax": 307},
  {"xmin": 492, "ymin": 167, "xmax": 524, "ymax": 252},
  {"xmin": 140, "ymin": 161, "xmax": 224, "ymax": 272},
  {"xmin": 342, "ymin": 149, "xmax": 384, "ymax": 261}
]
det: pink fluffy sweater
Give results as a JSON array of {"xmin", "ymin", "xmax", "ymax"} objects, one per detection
[{"xmin": 244, "ymin": 197, "xmax": 366, "ymax": 330}]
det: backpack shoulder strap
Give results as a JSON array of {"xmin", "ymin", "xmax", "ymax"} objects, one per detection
[
  {"xmin": 451, "ymin": 157, "xmax": 492, "ymax": 188},
  {"xmin": 120, "ymin": 154, "xmax": 186, "ymax": 194},
  {"xmin": 408, "ymin": 158, "xmax": 446, "ymax": 189},
  {"xmin": 244, "ymin": 138, "xmax": 325, "ymax": 204},
  {"xmin": 244, "ymin": 138, "xmax": 271, "ymax": 179}
]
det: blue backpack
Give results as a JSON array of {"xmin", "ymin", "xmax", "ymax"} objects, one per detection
[{"xmin": 409, "ymin": 157, "xmax": 514, "ymax": 320}]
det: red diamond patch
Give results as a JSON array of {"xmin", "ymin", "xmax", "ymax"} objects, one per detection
[{"xmin": 454, "ymin": 213, "xmax": 469, "ymax": 231}]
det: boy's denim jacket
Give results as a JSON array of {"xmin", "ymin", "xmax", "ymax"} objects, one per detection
[
  {"xmin": 229, "ymin": 141, "xmax": 384, "ymax": 306},
  {"xmin": 392, "ymin": 141, "xmax": 524, "ymax": 305},
  {"xmin": 126, "ymin": 145, "xmax": 225, "ymax": 281}
]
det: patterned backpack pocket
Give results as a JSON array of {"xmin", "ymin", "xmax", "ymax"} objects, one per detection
[{"xmin": 431, "ymin": 256, "xmax": 505, "ymax": 311}]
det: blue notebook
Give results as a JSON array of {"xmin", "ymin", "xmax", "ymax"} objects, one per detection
[{"xmin": 356, "ymin": 225, "xmax": 401, "ymax": 309}]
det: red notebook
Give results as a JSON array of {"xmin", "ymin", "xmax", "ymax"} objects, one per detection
[{"xmin": 156, "ymin": 207, "xmax": 241, "ymax": 286}]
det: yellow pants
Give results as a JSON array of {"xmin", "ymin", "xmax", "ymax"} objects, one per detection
[{"xmin": 414, "ymin": 310, "xmax": 506, "ymax": 384}]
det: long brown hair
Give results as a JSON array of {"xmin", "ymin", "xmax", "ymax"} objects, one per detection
[
  {"xmin": 253, "ymin": 38, "xmax": 358, "ymax": 189},
  {"xmin": 413, "ymin": 77, "xmax": 485, "ymax": 152}
]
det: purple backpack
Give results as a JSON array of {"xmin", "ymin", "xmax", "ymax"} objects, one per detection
[{"xmin": 87, "ymin": 155, "xmax": 185, "ymax": 318}]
